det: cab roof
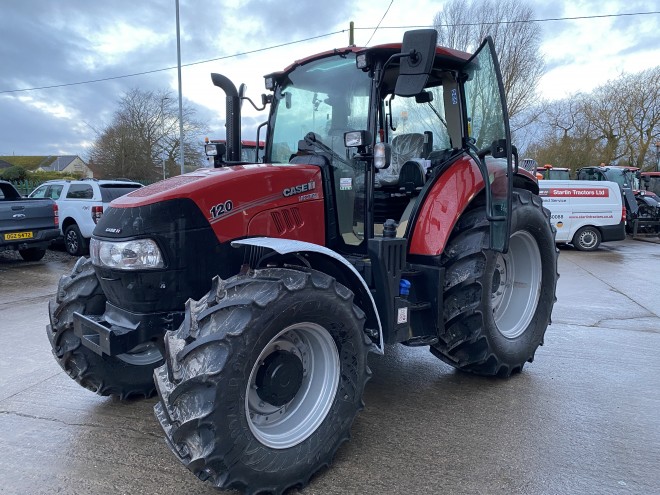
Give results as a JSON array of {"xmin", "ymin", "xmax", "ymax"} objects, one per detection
[{"xmin": 265, "ymin": 43, "xmax": 473, "ymax": 87}]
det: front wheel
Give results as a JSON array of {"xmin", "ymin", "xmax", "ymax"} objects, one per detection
[
  {"xmin": 46, "ymin": 257, "xmax": 162, "ymax": 399},
  {"xmin": 431, "ymin": 189, "xmax": 558, "ymax": 377},
  {"xmin": 154, "ymin": 267, "xmax": 370, "ymax": 494}
]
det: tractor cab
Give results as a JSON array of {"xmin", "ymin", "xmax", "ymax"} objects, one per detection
[{"xmin": 260, "ymin": 30, "xmax": 515, "ymax": 255}]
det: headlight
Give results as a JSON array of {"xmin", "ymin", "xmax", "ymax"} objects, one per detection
[{"xmin": 90, "ymin": 238, "xmax": 164, "ymax": 270}]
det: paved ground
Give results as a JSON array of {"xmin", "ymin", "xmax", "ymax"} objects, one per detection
[{"xmin": 0, "ymin": 238, "xmax": 659, "ymax": 495}]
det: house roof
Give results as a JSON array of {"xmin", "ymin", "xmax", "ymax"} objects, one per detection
[
  {"xmin": 0, "ymin": 155, "xmax": 85, "ymax": 172},
  {"xmin": 39, "ymin": 155, "xmax": 80, "ymax": 172}
]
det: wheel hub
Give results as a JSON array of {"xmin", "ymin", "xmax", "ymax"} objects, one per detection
[
  {"xmin": 246, "ymin": 324, "xmax": 340, "ymax": 449},
  {"xmin": 491, "ymin": 230, "xmax": 542, "ymax": 339},
  {"xmin": 255, "ymin": 350, "xmax": 304, "ymax": 406}
]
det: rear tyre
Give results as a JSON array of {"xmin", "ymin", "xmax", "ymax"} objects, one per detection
[
  {"xmin": 431, "ymin": 189, "xmax": 558, "ymax": 377},
  {"xmin": 19, "ymin": 247, "xmax": 46, "ymax": 261},
  {"xmin": 64, "ymin": 224, "xmax": 87, "ymax": 256},
  {"xmin": 154, "ymin": 267, "xmax": 370, "ymax": 495},
  {"xmin": 572, "ymin": 226, "xmax": 601, "ymax": 251},
  {"xmin": 47, "ymin": 257, "xmax": 162, "ymax": 399}
]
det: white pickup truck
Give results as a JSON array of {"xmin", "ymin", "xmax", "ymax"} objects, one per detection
[
  {"xmin": 539, "ymin": 180, "xmax": 626, "ymax": 251},
  {"xmin": 29, "ymin": 179, "xmax": 142, "ymax": 255}
]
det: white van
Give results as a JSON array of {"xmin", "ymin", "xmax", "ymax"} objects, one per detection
[{"xmin": 538, "ymin": 180, "xmax": 626, "ymax": 251}]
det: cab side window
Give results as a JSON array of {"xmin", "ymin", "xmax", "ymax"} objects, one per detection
[
  {"xmin": 66, "ymin": 184, "xmax": 93, "ymax": 199},
  {"xmin": 31, "ymin": 185, "xmax": 48, "ymax": 198},
  {"xmin": 48, "ymin": 184, "xmax": 63, "ymax": 199}
]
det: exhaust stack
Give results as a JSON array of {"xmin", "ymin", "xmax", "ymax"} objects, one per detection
[{"xmin": 211, "ymin": 73, "xmax": 242, "ymax": 162}]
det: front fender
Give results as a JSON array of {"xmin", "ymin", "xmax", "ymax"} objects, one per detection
[{"xmin": 232, "ymin": 237, "xmax": 384, "ymax": 354}]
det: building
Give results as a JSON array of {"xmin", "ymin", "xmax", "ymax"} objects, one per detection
[{"xmin": 0, "ymin": 155, "xmax": 93, "ymax": 177}]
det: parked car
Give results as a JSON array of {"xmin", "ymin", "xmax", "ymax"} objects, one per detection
[
  {"xmin": 539, "ymin": 179, "xmax": 626, "ymax": 251},
  {"xmin": 0, "ymin": 180, "xmax": 60, "ymax": 261},
  {"xmin": 29, "ymin": 179, "xmax": 142, "ymax": 255}
]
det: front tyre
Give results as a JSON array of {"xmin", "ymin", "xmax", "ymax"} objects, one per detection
[
  {"xmin": 46, "ymin": 257, "xmax": 162, "ymax": 399},
  {"xmin": 154, "ymin": 267, "xmax": 370, "ymax": 495},
  {"xmin": 431, "ymin": 189, "xmax": 558, "ymax": 377}
]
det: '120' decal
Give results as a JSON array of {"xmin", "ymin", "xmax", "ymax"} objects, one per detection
[{"xmin": 210, "ymin": 200, "xmax": 233, "ymax": 218}]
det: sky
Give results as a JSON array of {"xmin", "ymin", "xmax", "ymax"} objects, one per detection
[{"xmin": 1, "ymin": 0, "xmax": 659, "ymax": 159}]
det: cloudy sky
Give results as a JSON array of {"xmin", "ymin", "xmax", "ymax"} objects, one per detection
[{"xmin": 1, "ymin": 0, "xmax": 659, "ymax": 158}]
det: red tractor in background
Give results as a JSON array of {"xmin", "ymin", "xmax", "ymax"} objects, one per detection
[
  {"xmin": 204, "ymin": 137, "xmax": 265, "ymax": 164},
  {"xmin": 47, "ymin": 30, "xmax": 558, "ymax": 494}
]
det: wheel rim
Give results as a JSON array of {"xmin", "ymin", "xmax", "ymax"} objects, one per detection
[
  {"xmin": 578, "ymin": 230, "xmax": 597, "ymax": 249},
  {"xmin": 66, "ymin": 230, "xmax": 78, "ymax": 254},
  {"xmin": 246, "ymin": 322, "xmax": 340, "ymax": 449},
  {"xmin": 117, "ymin": 343, "xmax": 162, "ymax": 365},
  {"xmin": 491, "ymin": 230, "xmax": 542, "ymax": 339}
]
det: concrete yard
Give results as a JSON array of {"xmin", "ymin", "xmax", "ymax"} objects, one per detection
[{"xmin": 1, "ymin": 238, "xmax": 658, "ymax": 495}]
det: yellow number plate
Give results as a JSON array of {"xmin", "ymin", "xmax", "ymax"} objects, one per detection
[{"xmin": 4, "ymin": 231, "xmax": 34, "ymax": 240}]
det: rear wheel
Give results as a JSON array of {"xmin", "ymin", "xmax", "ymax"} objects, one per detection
[
  {"xmin": 19, "ymin": 247, "xmax": 46, "ymax": 261},
  {"xmin": 154, "ymin": 267, "xmax": 370, "ymax": 494},
  {"xmin": 431, "ymin": 189, "xmax": 558, "ymax": 376},
  {"xmin": 64, "ymin": 224, "xmax": 87, "ymax": 256},
  {"xmin": 46, "ymin": 257, "xmax": 162, "ymax": 399},
  {"xmin": 572, "ymin": 226, "xmax": 601, "ymax": 251}
]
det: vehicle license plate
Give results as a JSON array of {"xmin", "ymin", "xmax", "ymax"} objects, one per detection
[{"xmin": 4, "ymin": 231, "xmax": 34, "ymax": 240}]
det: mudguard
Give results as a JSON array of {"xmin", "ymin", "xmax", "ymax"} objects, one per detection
[{"xmin": 232, "ymin": 237, "xmax": 384, "ymax": 354}]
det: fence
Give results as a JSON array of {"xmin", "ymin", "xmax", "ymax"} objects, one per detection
[{"xmin": 9, "ymin": 179, "xmax": 43, "ymax": 196}]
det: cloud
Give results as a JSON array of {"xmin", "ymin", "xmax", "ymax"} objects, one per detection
[{"xmin": 1, "ymin": 0, "xmax": 659, "ymax": 158}]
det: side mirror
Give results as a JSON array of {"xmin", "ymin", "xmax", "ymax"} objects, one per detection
[
  {"xmin": 395, "ymin": 29, "xmax": 438, "ymax": 97},
  {"xmin": 374, "ymin": 142, "xmax": 392, "ymax": 170}
]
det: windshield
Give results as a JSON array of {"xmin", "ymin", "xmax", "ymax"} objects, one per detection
[
  {"xmin": 269, "ymin": 54, "xmax": 372, "ymax": 249},
  {"xmin": 269, "ymin": 54, "xmax": 371, "ymax": 163}
]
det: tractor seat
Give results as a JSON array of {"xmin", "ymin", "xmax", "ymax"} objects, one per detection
[
  {"xmin": 376, "ymin": 132, "xmax": 427, "ymax": 188},
  {"xmin": 397, "ymin": 159, "xmax": 427, "ymax": 195}
]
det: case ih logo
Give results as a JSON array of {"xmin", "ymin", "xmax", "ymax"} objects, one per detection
[
  {"xmin": 283, "ymin": 181, "xmax": 316, "ymax": 197},
  {"xmin": 539, "ymin": 188, "xmax": 609, "ymax": 198}
]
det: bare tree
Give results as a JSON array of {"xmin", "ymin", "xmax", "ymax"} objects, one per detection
[
  {"xmin": 433, "ymin": 0, "xmax": 544, "ymax": 122},
  {"xmin": 612, "ymin": 67, "xmax": 660, "ymax": 169},
  {"xmin": 530, "ymin": 67, "xmax": 660, "ymax": 171},
  {"xmin": 90, "ymin": 89, "xmax": 208, "ymax": 181}
]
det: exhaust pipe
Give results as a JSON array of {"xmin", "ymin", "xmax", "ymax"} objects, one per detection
[{"xmin": 211, "ymin": 73, "xmax": 241, "ymax": 161}]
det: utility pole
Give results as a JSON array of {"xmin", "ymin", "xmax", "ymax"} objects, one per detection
[
  {"xmin": 161, "ymin": 97, "xmax": 169, "ymax": 180},
  {"xmin": 176, "ymin": 0, "xmax": 185, "ymax": 175}
]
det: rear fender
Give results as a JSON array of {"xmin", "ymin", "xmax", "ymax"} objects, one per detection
[
  {"xmin": 408, "ymin": 157, "xmax": 539, "ymax": 256},
  {"xmin": 232, "ymin": 237, "xmax": 383, "ymax": 354}
]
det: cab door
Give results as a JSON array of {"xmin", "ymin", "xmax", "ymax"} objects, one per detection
[{"xmin": 462, "ymin": 37, "xmax": 513, "ymax": 252}]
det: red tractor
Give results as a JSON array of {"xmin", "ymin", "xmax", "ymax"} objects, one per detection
[{"xmin": 47, "ymin": 30, "xmax": 558, "ymax": 494}]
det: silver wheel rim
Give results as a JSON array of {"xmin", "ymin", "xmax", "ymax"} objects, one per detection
[
  {"xmin": 578, "ymin": 230, "xmax": 597, "ymax": 249},
  {"xmin": 66, "ymin": 230, "xmax": 78, "ymax": 254},
  {"xmin": 117, "ymin": 343, "xmax": 162, "ymax": 365},
  {"xmin": 491, "ymin": 230, "xmax": 542, "ymax": 339},
  {"xmin": 246, "ymin": 322, "xmax": 340, "ymax": 449}
]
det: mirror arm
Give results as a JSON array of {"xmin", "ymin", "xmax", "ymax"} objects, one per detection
[{"xmin": 241, "ymin": 96, "xmax": 267, "ymax": 112}]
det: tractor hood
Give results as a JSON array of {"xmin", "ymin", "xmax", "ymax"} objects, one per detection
[{"xmin": 106, "ymin": 164, "xmax": 324, "ymax": 243}]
